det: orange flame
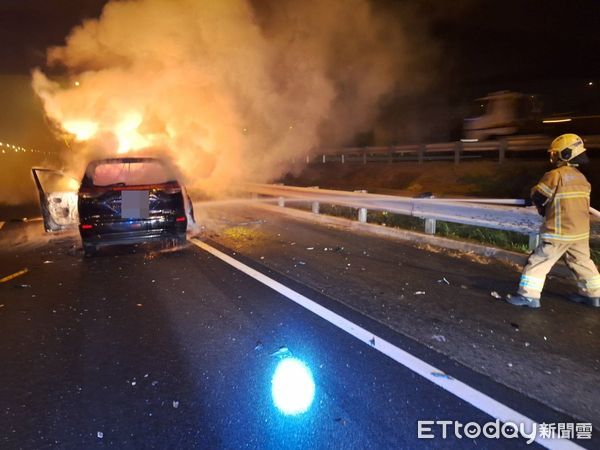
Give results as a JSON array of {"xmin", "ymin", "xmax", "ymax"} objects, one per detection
[{"xmin": 31, "ymin": 0, "xmax": 426, "ymax": 195}]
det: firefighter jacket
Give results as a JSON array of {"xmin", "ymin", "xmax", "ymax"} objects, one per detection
[{"xmin": 531, "ymin": 165, "xmax": 591, "ymax": 242}]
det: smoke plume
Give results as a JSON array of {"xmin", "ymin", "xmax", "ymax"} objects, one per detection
[{"xmin": 32, "ymin": 0, "xmax": 434, "ymax": 194}]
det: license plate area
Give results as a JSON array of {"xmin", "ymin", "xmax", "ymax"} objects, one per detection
[{"xmin": 121, "ymin": 190, "xmax": 149, "ymax": 219}]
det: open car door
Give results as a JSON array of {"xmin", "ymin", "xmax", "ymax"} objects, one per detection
[
  {"xmin": 181, "ymin": 185, "xmax": 197, "ymax": 230},
  {"xmin": 32, "ymin": 168, "xmax": 79, "ymax": 232}
]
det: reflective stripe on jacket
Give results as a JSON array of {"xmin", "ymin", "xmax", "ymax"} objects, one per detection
[{"xmin": 531, "ymin": 165, "xmax": 591, "ymax": 241}]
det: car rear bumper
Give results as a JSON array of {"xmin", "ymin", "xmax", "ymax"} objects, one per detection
[
  {"xmin": 82, "ymin": 230, "xmax": 185, "ymax": 247},
  {"xmin": 80, "ymin": 219, "xmax": 186, "ymax": 246}
]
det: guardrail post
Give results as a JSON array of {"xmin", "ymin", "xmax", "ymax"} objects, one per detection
[
  {"xmin": 362, "ymin": 148, "xmax": 367, "ymax": 165},
  {"xmin": 424, "ymin": 218, "xmax": 437, "ymax": 235},
  {"xmin": 499, "ymin": 138, "xmax": 507, "ymax": 164},
  {"xmin": 454, "ymin": 141, "xmax": 462, "ymax": 165},
  {"xmin": 341, "ymin": 154, "xmax": 345, "ymax": 164},
  {"xmin": 309, "ymin": 186, "xmax": 320, "ymax": 213},
  {"xmin": 418, "ymin": 144, "xmax": 425, "ymax": 164},
  {"xmin": 354, "ymin": 189, "xmax": 368, "ymax": 222},
  {"xmin": 358, "ymin": 208, "xmax": 367, "ymax": 223},
  {"xmin": 388, "ymin": 146, "xmax": 394, "ymax": 164},
  {"xmin": 277, "ymin": 197, "xmax": 285, "ymax": 208},
  {"xmin": 322, "ymin": 154, "xmax": 326, "ymax": 164},
  {"xmin": 528, "ymin": 233, "xmax": 540, "ymax": 251},
  {"xmin": 305, "ymin": 155, "xmax": 310, "ymax": 164}
]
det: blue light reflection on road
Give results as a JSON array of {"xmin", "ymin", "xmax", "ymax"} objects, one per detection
[{"xmin": 271, "ymin": 357, "xmax": 315, "ymax": 415}]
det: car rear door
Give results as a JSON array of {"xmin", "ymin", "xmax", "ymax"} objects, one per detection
[{"xmin": 31, "ymin": 168, "xmax": 79, "ymax": 232}]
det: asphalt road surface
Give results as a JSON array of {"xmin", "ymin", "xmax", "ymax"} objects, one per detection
[
  {"xmin": 0, "ymin": 210, "xmax": 598, "ymax": 449},
  {"xmin": 201, "ymin": 204, "xmax": 600, "ymax": 424}
]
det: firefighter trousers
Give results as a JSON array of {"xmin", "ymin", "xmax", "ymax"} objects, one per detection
[{"xmin": 518, "ymin": 239, "xmax": 600, "ymax": 300}]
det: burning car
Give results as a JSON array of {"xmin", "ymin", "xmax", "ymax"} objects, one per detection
[{"xmin": 33, "ymin": 157, "xmax": 195, "ymax": 256}]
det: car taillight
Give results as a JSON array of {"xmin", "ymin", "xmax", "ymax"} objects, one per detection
[
  {"xmin": 176, "ymin": 216, "xmax": 186, "ymax": 222},
  {"xmin": 81, "ymin": 224, "xmax": 93, "ymax": 229}
]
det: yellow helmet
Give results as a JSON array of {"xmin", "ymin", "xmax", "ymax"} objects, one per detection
[{"xmin": 548, "ymin": 133, "xmax": 586, "ymax": 164}]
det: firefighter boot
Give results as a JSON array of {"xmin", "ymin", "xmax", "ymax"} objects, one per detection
[
  {"xmin": 507, "ymin": 294, "xmax": 541, "ymax": 309},
  {"xmin": 568, "ymin": 294, "xmax": 600, "ymax": 307}
]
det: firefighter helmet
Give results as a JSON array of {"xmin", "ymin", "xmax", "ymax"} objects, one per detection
[{"xmin": 548, "ymin": 133, "xmax": 586, "ymax": 164}]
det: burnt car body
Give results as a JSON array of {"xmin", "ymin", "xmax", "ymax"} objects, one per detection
[{"xmin": 33, "ymin": 157, "xmax": 195, "ymax": 256}]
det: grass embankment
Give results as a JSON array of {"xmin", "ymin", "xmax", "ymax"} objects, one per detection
[{"xmin": 282, "ymin": 159, "xmax": 600, "ymax": 264}]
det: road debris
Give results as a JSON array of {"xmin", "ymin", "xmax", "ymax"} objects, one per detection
[
  {"xmin": 43, "ymin": 260, "xmax": 54, "ymax": 264},
  {"xmin": 271, "ymin": 346, "xmax": 292, "ymax": 358},
  {"xmin": 437, "ymin": 277, "xmax": 450, "ymax": 285},
  {"xmin": 144, "ymin": 252, "xmax": 157, "ymax": 261},
  {"xmin": 490, "ymin": 291, "xmax": 502, "ymax": 299},
  {"xmin": 510, "ymin": 322, "xmax": 520, "ymax": 330},
  {"xmin": 431, "ymin": 334, "xmax": 447, "ymax": 343},
  {"xmin": 369, "ymin": 336, "xmax": 376, "ymax": 346},
  {"xmin": 16, "ymin": 284, "xmax": 31, "ymax": 288},
  {"xmin": 97, "ymin": 431, "xmax": 104, "ymax": 439},
  {"xmin": 414, "ymin": 291, "xmax": 426, "ymax": 295},
  {"xmin": 306, "ymin": 247, "xmax": 314, "ymax": 250},
  {"xmin": 173, "ymin": 401, "xmax": 179, "ymax": 408},
  {"xmin": 431, "ymin": 371, "xmax": 453, "ymax": 380},
  {"xmin": 254, "ymin": 340, "xmax": 263, "ymax": 351},
  {"xmin": 0, "ymin": 268, "xmax": 29, "ymax": 283}
]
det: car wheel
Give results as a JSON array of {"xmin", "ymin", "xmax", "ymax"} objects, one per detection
[
  {"xmin": 164, "ymin": 234, "xmax": 186, "ymax": 249},
  {"xmin": 83, "ymin": 242, "xmax": 98, "ymax": 257}
]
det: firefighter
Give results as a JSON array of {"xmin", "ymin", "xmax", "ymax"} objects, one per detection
[{"xmin": 508, "ymin": 133, "xmax": 600, "ymax": 308}]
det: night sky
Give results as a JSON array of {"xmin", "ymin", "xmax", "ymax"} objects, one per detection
[
  {"xmin": 1, "ymin": 0, "xmax": 599, "ymax": 149},
  {"xmin": 3, "ymin": 1, "xmax": 599, "ymax": 81}
]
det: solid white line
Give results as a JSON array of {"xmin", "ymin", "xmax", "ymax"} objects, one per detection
[{"xmin": 190, "ymin": 238, "xmax": 584, "ymax": 450}]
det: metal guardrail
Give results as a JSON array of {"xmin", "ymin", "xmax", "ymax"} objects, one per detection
[
  {"xmin": 308, "ymin": 135, "xmax": 600, "ymax": 165},
  {"xmin": 246, "ymin": 183, "xmax": 599, "ymax": 251}
]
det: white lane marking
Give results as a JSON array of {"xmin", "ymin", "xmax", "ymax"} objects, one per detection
[{"xmin": 190, "ymin": 238, "xmax": 583, "ymax": 450}]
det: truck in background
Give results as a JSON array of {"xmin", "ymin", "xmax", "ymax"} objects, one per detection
[{"xmin": 463, "ymin": 90, "xmax": 600, "ymax": 141}]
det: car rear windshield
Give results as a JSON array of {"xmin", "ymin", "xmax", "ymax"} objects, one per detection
[{"xmin": 92, "ymin": 161, "xmax": 174, "ymax": 187}]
